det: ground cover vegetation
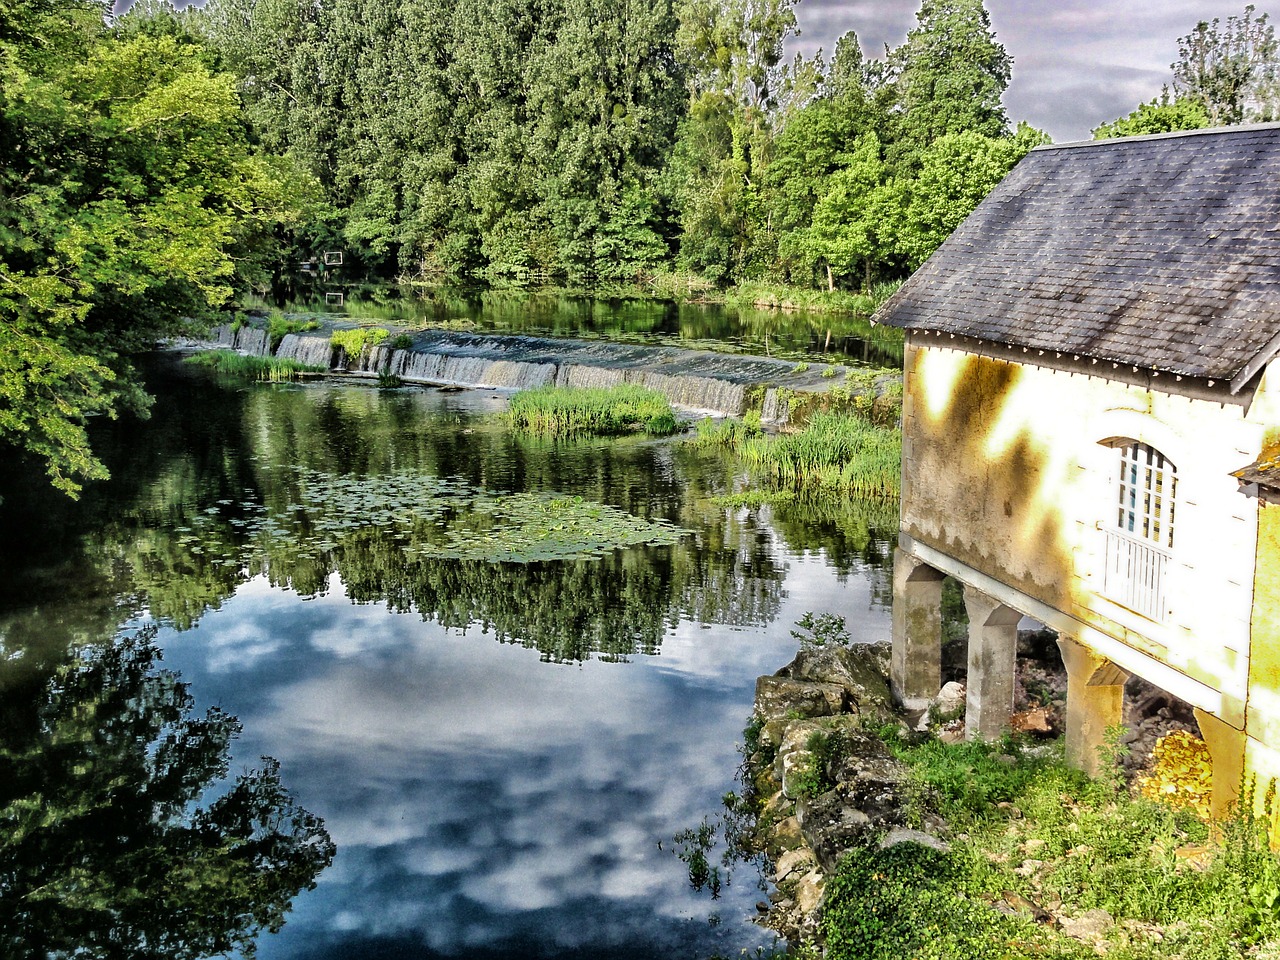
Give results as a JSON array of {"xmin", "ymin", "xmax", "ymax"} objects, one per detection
[{"xmin": 804, "ymin": 730, "xmax": 1280, "ymax": 959}]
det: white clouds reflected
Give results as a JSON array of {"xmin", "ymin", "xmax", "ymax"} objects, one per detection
[{"xmin": 157, "ymin": 561, "xmax": 893, "ymax": 959}]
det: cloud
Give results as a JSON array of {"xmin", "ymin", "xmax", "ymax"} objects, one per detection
[{"xmin": 788, "ymin": 0, "xmax": 1259, "ymax": 141}]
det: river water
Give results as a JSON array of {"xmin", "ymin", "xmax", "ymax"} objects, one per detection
[{"xmin": 0, "ymin": 353, "xmax": 895, "ymax": 958}]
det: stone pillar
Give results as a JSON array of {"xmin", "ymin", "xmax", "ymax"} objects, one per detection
[
  {"xmin": 891, "ymin": 548, "xmax": 945, "ymax": 710},
  {"xmin": 963, "ymin": 586, "xmax": 1021, "ymax": 741},
  {"xmin": 1057, "ymin": 635, "xmax": 1129, "ymax": 777},
  {"xmin": 1194, "ymin": 708, "xmax": 1246, "ymax": 821}
]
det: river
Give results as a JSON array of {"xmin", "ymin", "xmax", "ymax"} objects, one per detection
[{"xmin": 0, "ymin": 343, "xmax": 895, "ymax": 958}]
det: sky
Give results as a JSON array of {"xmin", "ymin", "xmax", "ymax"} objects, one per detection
[{"xmin": 787, "ymin": 1, "xmax": 1267, "ymax": 143}]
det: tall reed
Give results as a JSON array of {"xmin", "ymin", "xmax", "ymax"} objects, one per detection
[
  {"xmin": 508, "ymin": 385, "xmax": 680, "ymax": 437},
  {"xmin": 694, "ymin": 411, "xmax": 900, "ymax": 497},
  {"xmin": 185, "ymin": 350, "xmax": 325, "ymax": 382}
]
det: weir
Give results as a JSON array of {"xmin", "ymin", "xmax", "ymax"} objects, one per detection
[{"xmin": 208, "ymin": 326, "xmax": 842, "ymax": 420}]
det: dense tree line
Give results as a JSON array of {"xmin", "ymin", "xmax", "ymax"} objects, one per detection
[{"xmin": 182, "ymin": 0, "xmax": 1044, "ymax": 288}]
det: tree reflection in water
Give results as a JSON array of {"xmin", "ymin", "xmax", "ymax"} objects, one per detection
[{"xmin": 0, "ymin": 626, "xmax": 334, "ymax": 959}]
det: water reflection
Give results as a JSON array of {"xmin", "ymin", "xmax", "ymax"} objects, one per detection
[
  {"xmin": 0, "ymin": 357, "xmax": 896, "ymax": 958},
  {"xmin": 0, "ymin": 627, "xmax": 334, "ymax": 959},
  {"xmin": 252, "ymin": 285, "xmax": 905, "ymax": 367}
]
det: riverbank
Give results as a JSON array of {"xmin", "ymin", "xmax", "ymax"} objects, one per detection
[{"xmin": 740, "ymin": 630, "xmax": 1280, "ymax": 959}]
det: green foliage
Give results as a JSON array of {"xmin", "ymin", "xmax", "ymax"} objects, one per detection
[
  {"xmin": 184, "ymin": 349, "xmax": 325, "ymax": 381},
  {"xmin": 0, "ymin": 627, "xmax": 335, "ymax": 958},
  {"xmin": 508, "ymin": 385, "xmax": 681, "ymax": 437},
  {"xmin": 1172, "ymin": 4, "xmax": 1279, "ymax": 125},
  {"xmin": 267, "ymin": 313, "xmax": 320, "ymax": 351},
  {"xmin": 891, "ymin": 0, "xmax": 1013, "ymax": 152},
  {"xmin": 1093, "ymin": 90, "xmax": 1212, "ymax": 138},
  {"xmin": 819, "ymin": 733, "xmax": 1280, "ymax": 958},
  {"xmin": 736, "ymin": 412, "xmax": 901, "ymax": 497},
  {"xmin": 330, "ymin": 326, "xmax": 389, "ymax": 359},
  {"xmin": 822, "ymin": 843, "xmax": 1015, "ymax": 960},
  {"xmin": 0, "ymin": 3, "xmax": 309, "ymax": 495},
  {"xmin": 790, "ymin": 610, "xmax": 852, "ymax": 647}
]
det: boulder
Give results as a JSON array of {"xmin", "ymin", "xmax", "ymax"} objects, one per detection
[
  {"xmin": 755, "ymin": 675, "xmax": 846, "ymax": 719},
  {"xmin": 775, "ymin": 642, "xmax": 895, "ymax": 723},
  {"xmin": 775, "ymin": 846, "xmax": 817, "ymax": 882},
  {"xmin": 795, "ymin": 790, "xmax": 875, "ymax": 873},
  {"xmin": 881, "ymin": 827, "xmax": 949, "ymax": 854},
  {"xmin": 793, "ymin": 868, "xmax": 826, "ymax": 915},
  {"xmin": 774, "ymin": 716, "xmax": 863, "ymax": 800}
]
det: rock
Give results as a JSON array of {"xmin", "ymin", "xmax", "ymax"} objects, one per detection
[
  {"xmin": 756, "ymin": 675, "xmax": 846, "ymax": 719},
  {"xmin": 1058, "ymin": 908, "xmax": 1113, "ymax": 941},
  {"xmin": 1001, "ymin": 890, "xmax": 1053, "ymax": 925},
  {"xmin": 795, "ymin": 791, "xmax": 875, "ymax": 874},
  {"xmin": 766, "ymin": 815, "xmax": 804, "ymax": 859},
  {"xmin": 775, "ymin": 642, "xmax": 896, "ymax": 723},
  {"xmin": 825, "ymin": 733, "xmax": 909, "ymax": 825},
  {"xmin": 1010, "ymin": 707, "xmax": 1055, "ymax": 736},
  {"xmin": 793, "ymin": 868, "xmax": 826, "ymax": 915},
  {"xmin": 759, "ymin": 718, "xmax": 792, "ymax": 750},
  {"xmin": 775, "ymin": 846, "xmax": 817, "ymax": 881},
  {"xmin": 935, "ymin": 680, "xmax": 967, "ymax": 715},
  {"xmin": 774, "ymin": 716, "xmax": 862, "ymax": 800},
  {"xmin": 881, "ymin": 827, "xmax": 949, "ymax": 853}
]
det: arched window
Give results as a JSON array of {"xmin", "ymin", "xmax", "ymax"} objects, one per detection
[
  {"xmin": 1103, "ymin": 440, "xmax": 1176, "ymax": 622},
  {"xmin": 1116, "ymin": 441, "xmax": 1176, "ymax": 548}
]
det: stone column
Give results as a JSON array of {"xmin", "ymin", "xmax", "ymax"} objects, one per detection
[
  {"xmin": 1057, "ymin": 635, "xmax": 1129, "ymax": 777},
  {"xmin": 963, "ymin": 586, "xmax": 1021, "ymax": 741},
  {"xmin": 1194, "ymin": 707, "xmax": 1246, "ymax": 821},
  {"xmin": 891, "ymin": 548, "xmax": 945, "ymax": 710}
]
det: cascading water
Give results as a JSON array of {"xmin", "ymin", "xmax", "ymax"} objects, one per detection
[{"xmin": 206, "ymin": 326, "xmax": 831, "ymax": 419}]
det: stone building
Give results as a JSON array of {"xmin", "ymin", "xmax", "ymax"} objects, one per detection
[{"xmin": 874, "ymin": 124, "xmax": 1280, "ymax": 821}]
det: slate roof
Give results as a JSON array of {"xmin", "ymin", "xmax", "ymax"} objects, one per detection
[{"xmin": 874, "ymin": 124, "xmax": 1280, "ymax": 392}]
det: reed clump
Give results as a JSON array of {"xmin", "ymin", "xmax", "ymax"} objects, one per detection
[
  {"xmin": 694, "ymin": 411, "xmax": 900, "ymax": 498},
  {"xmin": 330, "ymin": 326, "xmax": 389, "ymax": 360},
  {"xmin": 185, "ymin": 350, "xmax": 325, "ymax": 382},
  {"xmin": 508, "ymin": 385, "xmax": 680, "ymax": 437}
]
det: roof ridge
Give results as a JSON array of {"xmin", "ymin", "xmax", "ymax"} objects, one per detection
[{"xmin": 1033, "ymin": 121, "xmax": 1280, "ymax": 153}]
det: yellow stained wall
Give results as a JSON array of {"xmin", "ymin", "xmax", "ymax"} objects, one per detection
[
  {"xmin": 902, "ymin": 340, "xmax": 1266, "ymax": 718},
  {"xmin": 1246, "ymin": 498, "xmax": 1280, "ymax": 813}
]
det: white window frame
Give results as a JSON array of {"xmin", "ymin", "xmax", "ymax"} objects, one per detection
[{"xmin": 1102, "ymin": 440, "xmax": 1176, "ymax": 622}]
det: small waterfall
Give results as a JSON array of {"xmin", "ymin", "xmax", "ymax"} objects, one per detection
[
  {"xmin": 276, "ymin": 334, "xmax": 334, "ymax": 369},
  {"xmin": 206, "ymin": 324, "xmax": 268, "ymax": 355},
  {"xmin": 760, "ymin": 388, "xmax": 790, "ymax": 426}
]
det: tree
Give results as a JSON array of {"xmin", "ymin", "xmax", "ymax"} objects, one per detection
[
  {"xmin": 1093, "ymin": 89, "xmax": 1211, "ymax": 139},
  {"xmin": 803, "ymin": 133, "xmax": 900, "ymax": 290},
  {"xmin": 897, "ymin": 124, "xmax": 1044, "ymax": 267},
  {"xmin": 0, "ymin": 628, "xmax": 335, "ymax": 958},
  {"xmin": 1, "ymin": 1, "xmax": 307, "ymax": 496},
  {"xmin": 891, "ymin": 0, "xmax": 1012, "ymax": 160},
  {"xmin": 1173, "ymin": 4, "xmax": 1279, "ymax": 125}
]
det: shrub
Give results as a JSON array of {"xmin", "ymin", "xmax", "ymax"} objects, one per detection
[{"xmin": 184, "ymin": 350, "xmax": 324, "ymax": 382}]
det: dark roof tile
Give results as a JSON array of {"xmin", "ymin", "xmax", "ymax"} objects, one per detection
[{"xmin": 875, "ymin": 125, "xmax": 1280, "ymax": 387}]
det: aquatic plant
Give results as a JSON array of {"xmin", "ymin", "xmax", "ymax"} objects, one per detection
[
  {"xmin": 184, "ymin": 350, "xmax": 324, "ymax": 382},
  {"xmin": 267, "ymin": 312, "xmax": 320, "ymax": 351},
  {"xmin": 172, "ymin": 466, "xmax": 688, "ymax": 566},
  {"xmin": 330, "ymin": 326, "xmax": 389, "ymax": 360},
  {"xmin": 508, "ymin": 385, "xmax": 680, "ymax": 437},
  {"xmin": 694, "ymin": 412, "xmax": 900, "ymax": 498}
]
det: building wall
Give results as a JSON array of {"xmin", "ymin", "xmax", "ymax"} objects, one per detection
[{"xmin": 901, "ymin": 338, "xmax": 1269, "ymax": 723}]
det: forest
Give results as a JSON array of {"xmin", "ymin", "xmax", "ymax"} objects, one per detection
[{"xmin": 1, "ymin": 0, "xmax": 1277, "ymax": 495}]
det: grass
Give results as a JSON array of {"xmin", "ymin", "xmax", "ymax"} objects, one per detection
[
  {"xmin": 814, "ymin": 730, "xmax": 1280, "ymax": 960},
  {"xmin": 692, "ymin": 411, "xmax": 900, "ymax": 497},
  {"xmin": 507, "ymin": 385, "xmax": 681, "ymax": 437},
  {"xmin": 184, "ymin": 350, "xmax": 325, "ymax": 382},
  {"xmin": 266, "ymin": 312, "xmax": 320, "ymax": 351}
]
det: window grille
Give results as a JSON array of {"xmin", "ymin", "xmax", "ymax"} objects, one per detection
[
  {"xmin": 1116, "ymin": 441, "xmax": 1175, "ymax": 548},
  {"xmin": 1103, "ymin": 441, "xmax": 1175, "ymax": 622}
]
